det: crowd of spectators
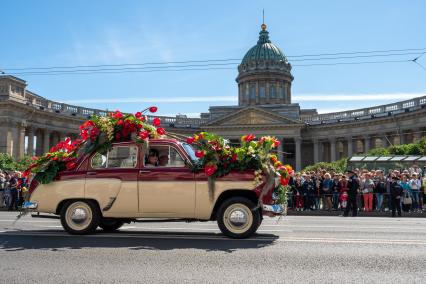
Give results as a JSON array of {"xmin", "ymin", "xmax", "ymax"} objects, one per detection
[
  {"xmin": 287, "ymin": 164, "xmax": 426, "ymax": 216},
  {"xmin": 0, "ymin": 170, "xmax": 28, "ymax": 211}
]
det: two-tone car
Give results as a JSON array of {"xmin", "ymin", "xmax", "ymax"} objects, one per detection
[{"xmin": 26, "ymin": 139, "xmax": 282, "ymax": 238}]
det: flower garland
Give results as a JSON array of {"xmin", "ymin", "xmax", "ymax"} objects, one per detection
[
  {"xmin": 24, "ymin": 106, "xmax": 164, "ymax": 184},
  {"xmin": 186, "ymin": 132, "xmax": 293, "ymax": 207}
]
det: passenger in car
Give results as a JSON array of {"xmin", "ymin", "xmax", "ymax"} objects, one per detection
[
  {"xmin": 145, "ymin": 149, "xmax": 159, "ymax": 167},
  {"xmin": 159, "ymin": 155, "xmax": 169, "ymax": 166}
]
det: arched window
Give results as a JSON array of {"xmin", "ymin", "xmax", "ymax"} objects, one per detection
[
  {"xmin": 279, "ymin": 83, "xmax": 285, "ymax": 99},
  {"xmin": 269, "ymin": 85, "xmax": 276, "ymax": 99},
  {"xmin": 249, "ymin": 83, "xmax": 256, "ymax": 100},
  {"xmin": 259, "ymin": 84, "xmax": 266, "ymax": 98}
]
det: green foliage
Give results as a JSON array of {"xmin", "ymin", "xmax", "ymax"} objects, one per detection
[
  {"xmin": 303, "ymin": 158, "xmax": 348, "ymax": 173},
  {"xmin": 367, "ymin": 137, "xmax": 426, "ymax": 156},
  {"xmin": 0, "ymin": 153, "xmax": 32, "ymax": 171}
]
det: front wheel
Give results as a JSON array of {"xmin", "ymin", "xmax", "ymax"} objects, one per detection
[
  {"xmin": 60, "ymin": 200, "xmax": 101, "ymax": 235},
  {"xmin": 217, "ymin": 197, "xmax": 260, "ymax": 239}
]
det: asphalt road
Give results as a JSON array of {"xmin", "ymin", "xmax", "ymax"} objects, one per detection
[{"xmin": 0, "ymin": 212, "xmax": 425, "ymax": 283}]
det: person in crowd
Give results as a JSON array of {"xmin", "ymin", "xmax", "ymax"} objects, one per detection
[
  {"xmin": 421, "ymin": 173, "xmax": 426, "ymax": 211},
  {"xmin": 331, "ymin": 175, "xmax": 341, "ymax": 210},
  {"xmin": 344, "ymin": 170, "xmax": 359, "ymax": 217},
  {"xmin": 409, "ymin": 173, "xmax": 421, "ymax": 212},
  {"xmin": 390, "ymin": 176, "xmax": 403, "ymax": 217},
  {"xmin": 313, "ymin": 174, "xmax": 322, "ymax": 210},
  {"xmin": 362, "ymin": 173, "xmax": 375, "ymax": 212},
  {"xmin": 295, "ymin": 176, "xmax": 304, "ymax": 211},
  {"xmin": 339, "ymin": 175, "xmax": 349, "ymax": 210},
  {"xmin": 322, "ymin": 173, "xmax": 333, "ymax": 211},
  {"xmin": 303, "ymin": 175, "xmax": 315, "ymax": 211},
  {"xmin": 8, "ymin": 172, "xmax": 18, "ymax": 211},
  {"xmin": 374, "ymin": 170, "xmax": 386, "ymax": 212},
  {"xmin": 400, "ymin": 175, "xmax": 412, "ymax": 212},
  {"xmin": 0, "ymin": 173, "xmax": 6, "ymax": 208}
]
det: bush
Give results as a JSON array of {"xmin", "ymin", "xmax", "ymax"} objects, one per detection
[{"xmin": 0, "ymin": 153, "xmax": 32, "ymax": 172}]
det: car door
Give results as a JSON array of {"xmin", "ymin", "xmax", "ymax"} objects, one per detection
[
  {"xmin": 85, "ymin": 143, "xmax": 140, "ymax": 216},
  {"xmin": 138, "ymin": 142, "xmax": 196, "ymax": 218}
]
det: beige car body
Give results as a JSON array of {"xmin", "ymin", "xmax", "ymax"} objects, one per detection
[{"xmin": 29, "ymin": 140, "xmax": 260, "ymax": 221}]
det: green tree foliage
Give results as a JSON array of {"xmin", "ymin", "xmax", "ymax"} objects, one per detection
[
  {"xmin": 0, "ymin": 153, "xmax": 32, "ymax": 171},
  {"xmin": 303, "ymin": 158, "xmax": 348, "ymax": 173},
  {"xmin": 367, "ymin": 137, "xmax": 426, "ymax": 156}
]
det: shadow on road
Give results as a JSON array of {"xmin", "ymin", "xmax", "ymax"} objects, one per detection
[{"xmin": 0, "ymin": 230, "xmax": 279, "ymax": 253}]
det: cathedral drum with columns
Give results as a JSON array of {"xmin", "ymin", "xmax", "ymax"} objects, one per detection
[{"xmin": 1, "ymin": 23, "xmax": 426, "ymax": 171}]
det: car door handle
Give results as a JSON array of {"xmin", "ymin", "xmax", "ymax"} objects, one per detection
[
  {"xmin": 139, "ymin": 170, "xmax": 150, "ymax": 174},
  {"xmin": 87, "ymin": 171, "xmax": 97, "ymax": 175}
]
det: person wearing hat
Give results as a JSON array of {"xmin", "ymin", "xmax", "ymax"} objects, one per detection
[
  {"xmin": 343, "ymin": 170, "xmax": 359, "ymax": 217},
  {"xmin": 390, "ymin": 176, "xmax": 403, "ymax": 217}
]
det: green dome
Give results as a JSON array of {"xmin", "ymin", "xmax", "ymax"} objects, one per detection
[{"xmin": 241, "ymin": 27, "xmax": 288, "ymax": 64}]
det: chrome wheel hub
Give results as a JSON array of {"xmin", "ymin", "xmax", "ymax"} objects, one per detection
[
  {"xmin": 65, "ymin": 202, "xmax": 93, "ymax": 231},
  {"xmin": 223, "ymin": 203, "xmax": 253, "ymax": 234}
]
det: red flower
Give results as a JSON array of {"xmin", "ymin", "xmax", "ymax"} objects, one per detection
[
  {"xmin": 243, "ymin": 134, "xmax": 255, "ymax": 142},
  {"xmin": 280, "ymin": 176, "xmax": 290, "ymax": 186},
  {"xmin": 156, "ymin": 127, "xmax": 166, "ymax": 135},
  {"xmin": 231, "ymin": 153, "xmax": 237, "ymax": 162},
  {"xmin": 139, "ymin": 131, "xmax": 149, "ymax": 140},
  {"xmin": 204, "ymin": 164, "xmax": 217, "ymax": 176},
  {"xmin": 115, "ymin": 133, "xmax": 121, "ymax": 141},
  {"xmin": 195, "ymin": 150, "xmax": 205, "ymax": 158},
  {"xmin": 117, "ymin": 120, "xmax": 124, "ymax": 126},
  {"xmin": 149, "ymin": 106, "xmax": 158, "ymax": 113},
  {"xmin": 186, "ymin": 137, "xmax": 195, "ymax": 144},
  {"xmin": 66, "ymin": 162, "xmax": 76, "ymax": 170},
  {"xmin": 52, "ymin": 156, "xmax": 58, "ymax": 161},
  {"xmin": 113, "ymin": 110, "xmax": 123, "ymax": 119},
  {"xmin": 152, "ymin": 117, "xmax": 161, "ymax": 126},
  {"xmin": 135, "ymin": 112, "xmax": 142, "ymax": 118},
  {"xmin": 31, "ymin": 156, "xmax": 39, "ymax": 161}
]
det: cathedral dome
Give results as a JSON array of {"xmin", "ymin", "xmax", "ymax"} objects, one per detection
[{"xmin": 241, "ymin": 24, "xmax": 288, "ymax": 65}]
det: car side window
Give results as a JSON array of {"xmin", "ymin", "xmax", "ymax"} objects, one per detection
[
  {"xmin": 91, "ymin": 145, "xmax": 138, "ymax": 169},
  {"xmin": 145, "ymin": 146, "xmax": 185, "ymax": 167}
]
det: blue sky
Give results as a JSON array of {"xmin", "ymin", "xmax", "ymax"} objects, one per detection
[{"xmin": 1, "ymin": 0, "xmax": 426, "ymax": 116}]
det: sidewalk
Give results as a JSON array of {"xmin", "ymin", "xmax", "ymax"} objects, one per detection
[{"xmin": 287, "ymin": 209, "xmax": 426, "ymax": 218}]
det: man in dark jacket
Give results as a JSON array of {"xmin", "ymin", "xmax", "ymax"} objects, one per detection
[
  {"xmin": 390, "ymin": 176, "xmax": 403, "ymax": 217},
  {"xmin": 344, "ymin": 170, "xmax": 359, "ymax": 217}
]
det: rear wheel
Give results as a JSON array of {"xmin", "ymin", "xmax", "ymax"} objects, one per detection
[
  {"xmin": 60, "ymin": 200, "xmax": 100, "ymax": 235},
  {"xmin": 217, "ymin": 197, "xmax": 260, "ymax": 239},
  {"xmin": 99, "ymin": 219, "xmax": 125, "ymax": 232}
]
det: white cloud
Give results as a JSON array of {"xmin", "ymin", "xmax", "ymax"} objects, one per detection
[{"xmin": 61, "ymin": 96, "xmax": 237, "ymax": 104}]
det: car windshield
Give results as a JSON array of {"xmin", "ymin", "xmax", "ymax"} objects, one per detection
[{"xmin": 182, "ymin": 143, "xmax": 198, "ymax": 162}]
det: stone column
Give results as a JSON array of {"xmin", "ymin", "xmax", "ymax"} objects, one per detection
[
  {"xmin": 35, "ymin": 130, "xmax": 43, "ymax": 156},
  {"xmin": 255, "ymin": 81, "xmax": 259, "ymax": 104},
  {"xmin": 43, "ymin": 129, "xmax": 51, "ymax": 154},
  {"xmin": 0, "ymin": 126, "xmax": 13, "ymax": 155},
  {"xmin": 265, "ymin": 81, "xmax": 270, "ymax": 104},
  {"xmin": 13, "ymin": 125, "xmax": 26, "ymax": 159},
  {"xmin": 382, "ymin": 134, "xmax": 389, "ymax": 148},
  {"xmin": 27, "ymin": 127, "xmax": 35, "ymax": 156},
  {"xmin": 329, "ymin": 138, "xmax": 336, "ymax": 162},
  {"xmin": 413, "ymin": 129, "xmax": 422, "ymax": 143},
  {"xmin": 313, "ymin": 138, "xmax": 319, "ymax": 164},
  {"xmin": 295, "ymin": 137, "xmax": 302, "ymax": 171},
  {"xmin": 347, "ymin": 136, "xmax": 353, "ymax": 157},
  {"xmin": 363, "ymin": 135, "xmax": 370, "ymax": 153}
]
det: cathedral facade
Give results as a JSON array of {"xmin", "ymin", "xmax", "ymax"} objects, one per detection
[{"xmin": 1, "ymin": 24, "xmax": 426, "ymax": 170}]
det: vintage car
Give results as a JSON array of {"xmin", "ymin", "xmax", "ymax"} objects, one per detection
[{"xmin": 26, "ymin": 139, "xmax": 282, "ymax": 238}]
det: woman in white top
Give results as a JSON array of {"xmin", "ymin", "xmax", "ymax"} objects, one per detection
[{"xmin": 409, "ymin": 174, "xmax": 421, "ymax": 212}]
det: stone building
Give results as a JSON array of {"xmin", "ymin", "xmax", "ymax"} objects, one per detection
[{"xmin": 1, "ymin": 24, "xmax": 425, "ymax": 170}]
